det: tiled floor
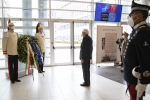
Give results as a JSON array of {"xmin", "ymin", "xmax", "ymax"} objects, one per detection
[{"xmin": 0, "ymin": 65, "xmax": 150, "ymax": 100}]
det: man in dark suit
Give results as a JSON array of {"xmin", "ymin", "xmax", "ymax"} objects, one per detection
[{"xmin": 80, "ymin": 29, "xmax": 93, "ymax": 86}]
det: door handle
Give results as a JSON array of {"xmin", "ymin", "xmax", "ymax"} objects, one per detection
[
  {"xmin": 73, "ymin": 46, "xmax": 76, "ymax": 49},
  {"xmin": 53, "ymin": 46, "xmax": 55, "ymax": 49},
  {"xmin": 70, "ymin": 46, "xmax": 72, "ymax": 49}
]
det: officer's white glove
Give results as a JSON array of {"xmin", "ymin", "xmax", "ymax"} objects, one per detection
[{"xmin": 136, "ymin": 84, "xmax": 147, "ymax": 98}]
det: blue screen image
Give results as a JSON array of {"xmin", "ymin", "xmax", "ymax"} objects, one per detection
[{"xmin": 95, "ymin": 3, "xmax": 122, "ymax": 22}]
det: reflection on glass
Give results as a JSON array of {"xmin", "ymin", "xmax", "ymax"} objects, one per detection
[
  {"xmin": 74, "ymin": 48, "xmax": 80, "ymax": 62},
  {"xmin": 74, "ymin": 23, "xmax": 89, "ymax": 46},
  {"xmin": 54, "ymin": 22, "xmax": 70, "ymax": 47},
  {"xmin": 54, "ymin": 49, "xmax": 70, "ymax": 63},
  {"xmin": 51, "ymin": 10, "xmax": 91, "ymax": 20}
]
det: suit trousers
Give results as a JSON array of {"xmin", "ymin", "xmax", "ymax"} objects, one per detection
[
  {"xmin": 39, "ymin": 52, "xmax": 45, "ymax": 71},
  {"xmin": 8, "ymin": 55, "xmax": 18, "ymax": 82},
  {"xmin": 82, "ymin": 60, "xmax": 90, "ymax": 84}
]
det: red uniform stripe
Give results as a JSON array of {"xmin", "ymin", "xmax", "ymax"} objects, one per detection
[{"xmin": 8, "ymin": 59, "xmax": 11, "ymax": 80}]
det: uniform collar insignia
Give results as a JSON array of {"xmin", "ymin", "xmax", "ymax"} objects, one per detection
[
  {"xmin": 143, "ymin": 41, "xmax": 149, "ymax": 46},
  {"xmin": 133, "ymin": 21, "xmax": 147, "ymax": 30}
]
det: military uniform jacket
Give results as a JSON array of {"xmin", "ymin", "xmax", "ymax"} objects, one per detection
[
  {"xmin": 35, "ymin": 33, "xmax": 45, "ymax": 52},
  {"xmin": 2, "ymin": 31, "xmax": 18, "ymax": 55},
  {"xmin": 80, "ymin": 35, "xmax": 93, "ymax": 61},
  {"xmin": 124, "ymin": 21, "xmax": 150, "ymax": 84},
  {"xmin": 121, "ymin": 39, "xmax": 128, "ymax": 56}
]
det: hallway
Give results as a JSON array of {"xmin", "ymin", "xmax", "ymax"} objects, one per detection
[{"xmin": 0, "ymin": 65, "xmax": 149, "ymax": 100}]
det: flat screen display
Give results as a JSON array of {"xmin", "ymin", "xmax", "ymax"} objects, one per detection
[{"xmin": 95, "ymin": 3, "xmax": 122, "ymax": 22}]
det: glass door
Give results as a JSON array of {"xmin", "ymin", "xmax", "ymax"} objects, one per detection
[
  {"xmin": 73, "ymin": 22, "xmax": 90, "ymax": 64},
  {"xmin": 53, "ymin": 22, "xmax": 72, "ymax": 65}
]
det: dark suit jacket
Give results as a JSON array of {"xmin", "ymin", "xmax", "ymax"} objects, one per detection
[{"xmin": 80, "ymin": 35, "xmax": 93, "ymax": 61}]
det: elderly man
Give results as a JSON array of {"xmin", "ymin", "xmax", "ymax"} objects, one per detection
[
  {"xmin": 80, "ymin": 29, "xmax": 93, "ymax": 86},
  {"xmin": 2, "ymin": 19, "xmax": 21, "ymax": 84},
  {"xmin": 124, "ymin": 0, "xmax": 150, "ymax": 99}
]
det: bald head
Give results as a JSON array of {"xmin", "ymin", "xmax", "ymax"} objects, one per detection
[{"xmin": 82, "ymin": 29, "xmax": 89, "ymax": 37}]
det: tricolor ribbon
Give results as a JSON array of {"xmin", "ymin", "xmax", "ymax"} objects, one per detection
[{"xmin": 25, "ymin": 37, "xmax": 38, "ymax": 75}]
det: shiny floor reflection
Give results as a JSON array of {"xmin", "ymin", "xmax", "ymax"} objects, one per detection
[{"xmin": 0, "ymin": 65, "xmax": 149, "ymax": 100}]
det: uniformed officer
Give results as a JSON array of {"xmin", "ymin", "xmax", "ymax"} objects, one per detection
[
  {"xmin": 120, "ymin": 32, "xmax": 129, "ymax": 72},
  {"xmin": 35, "ymin": 24, "xmax": 45, "ymax": 73},
  {"xmin": 2, "ymin": 19, "xmax": 21, "ymax": 84},
  {"xmin": 124, "ymin": 0, "xmax": 150, "ymax": 99}
]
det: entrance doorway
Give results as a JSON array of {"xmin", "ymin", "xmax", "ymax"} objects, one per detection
[{"xmin": 51, "ymin": 20, "xmax": 91, "ymax": 66}]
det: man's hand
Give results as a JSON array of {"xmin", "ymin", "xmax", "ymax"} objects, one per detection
[
  {"xmin": 136, "ymin": 83, "xmax": 147, "ymax": 98},
  {"xmin": 81, "ymin": 59, "xmax": 84, "ymax": 63}
]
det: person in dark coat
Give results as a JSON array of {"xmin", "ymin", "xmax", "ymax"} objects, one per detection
[
  {"xmin": 80, "ymin": 29, "xmax": 93, "ymax": 86},
  {"xmin": 124, "ymin": 0, "xmax": 150, "ymax": 99}
]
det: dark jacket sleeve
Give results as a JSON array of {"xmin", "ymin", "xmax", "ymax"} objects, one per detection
[
  {"xmin": 134, "ymin": 29, "xmax": 150, "ymax": 84},
  {"xmin": 81, "ymin": 37, "xmax": 88, "ymax": 60}
]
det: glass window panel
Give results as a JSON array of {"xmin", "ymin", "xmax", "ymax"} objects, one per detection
[
  {"xmin": 4, "ymin": 9, "xmax": 49, "ymax": 18},
  {"xmin": 94, "ymin": 0, "xmax": 118, "ymax": 4},
  {"xmin": 54, "ymin": 22, "xmax": 70, "ymax": 47},
  {"xmin": 52, "ymin": 10, "xmax": 91, "ymax": 20},
  {"xmin": 51, "ymin": 1, "xmax": 91, "ymax": 11},
  {"xmin": 0, "ymin": 29, "xmax": 3, "ymax": 38},
  {"xmin": 0, "ymin": 0, "xmax": 2, "ymax": 7},
  {"xmin": 0, "ymin": 50, "xmax": 5, "ymax": 59},
  {"xmin": 121, "ymin": 25, "xmax": 132, "ymax": 35},
  {"xmin": 7, "ymin": 21, "xmax": 48, "ymax": 27},
  {"xmin": 0, "ymin": 60, "xmax": 5, "ymax": 68},
  {"xmin": 0, "ymin": 9, "xmax": 2, "ymax": 17},
  {"xmin": 44, "ymin": 58, "xmax": 50, "ymax": 66},
  {"xmin": 3, "ymin": 0, "xmax": 49, "ymax": 8},
  {"xmin": 122, "ymin": 6, "xmax": 130, "ymax": 13},
  {"xmin": 121, "ymin": 14, "xmax": 128, "ymax": 21},
  {"xmin": 45, "ymin": 39, "xmax": 50, "ymax": 48},
  {"xmin": 3, "ymin": 0, "xmax": 22, "ymax": 7},
  {"xmin": 74, "ymin": 48, "xmax": 80, "ymax": 62},
  {"xmin": 74, "ymin": 23, "xmax": 89, "ymax": 46},
  {"xmin": 121, "ymin": 0, "xmax": 132, "ymax": 5},
  {"xmin": 45, "ymin": 47, "xmax": 50, "ymax": 57},
  {"xmin": 54, "ymin": 49, "xmax": 71, "ymax": 63},
  {"xmin": 0, "ymin": 21, "xmax": 2, "ymax": 26}
]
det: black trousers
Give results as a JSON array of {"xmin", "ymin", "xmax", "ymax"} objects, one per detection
[
  {"xmin": 82, "ymin": 60, "xmax": 90, "ymax": 84},
  {"xmin": 8, "ymin": 55, "xmax": 18, "ymax": 82},
  {"xmin": 39, "ymin": 52, "xmax": 45, "ymax": 71}
]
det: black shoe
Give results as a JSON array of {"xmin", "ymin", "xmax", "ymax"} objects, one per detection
[
  {"xmin": 42, "ymin": 71, "xmax": 45, "ymax": 72},
  {"xmin": 80, "ymin": 83, "xmax": 90, "ymax": 86},
  {"xmin": 11, "ymin": 81, "xmax": 15, "ymax": 84},
  {"xmin": 15, "ymin": 80, "xmax": 21, "ymax": 82},
  {"xmin": 120, "ymin": 70, "xmax": 124, "ymax": 72}
]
